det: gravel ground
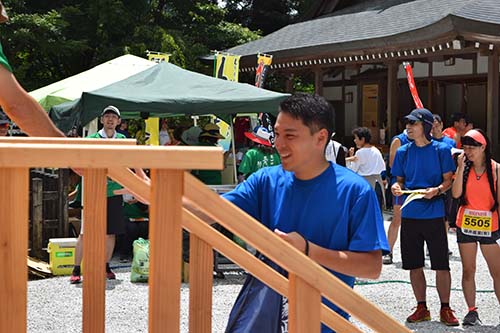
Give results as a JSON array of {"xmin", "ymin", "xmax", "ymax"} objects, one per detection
[{"xmin": 28, "ymin": 215, "xmax": 500, "ymax": 332}]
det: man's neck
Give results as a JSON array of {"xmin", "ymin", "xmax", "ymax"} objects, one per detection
[
  {"xmin": 102, "ymin": 128, "xmax": 116, "ymax": 138},
  {"xmin": 414, "ymin": 136, "xmax": 430, "ymax": 147},
  {"xmin": 432, "ymin": 132, "xmax": 443, "ymax": 139}
]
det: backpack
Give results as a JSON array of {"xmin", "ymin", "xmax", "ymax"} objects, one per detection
[{"xmin": 332, "ymin": 140, "xmax": 347, "ymax": 166}]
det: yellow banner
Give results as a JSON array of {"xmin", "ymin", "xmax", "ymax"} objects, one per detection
[
  {"xmin": 145, "ymin": 118, "xmax": 159, "ymax": 146},
  {"xmin": 147, "ymin": 53, "xmax": 170, "ymax": 63},
  {"xmin": 215, "ymin": 53, "xmax": 240, "ymax": 82},
  {"xmin": 257, "ymin": 54, "xmax": 273, "ymax": 66}
]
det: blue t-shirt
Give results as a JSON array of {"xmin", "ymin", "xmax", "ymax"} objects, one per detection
[
  {"xmin": 391, "ymin": 141, "xmax": 455, "ymax": 219},
  {"xmin": 223, "ymin": 163, "xmax": 389, "ymax": 330},
  {"xmin": 433, "ymin": 136, "xmax": 456, "ymax": 149}
]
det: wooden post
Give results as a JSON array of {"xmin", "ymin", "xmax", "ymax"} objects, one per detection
[
  {"xmin": 31, "ymin": 177, "xmax": 44, "ymax": 258},
  {"xmin": 288, "ymin": 273, "xmax": 321, "ymax": 333},
  {"xmin": 82, "ymin": 169, "xmax": 107, "ymax": 333},
  {"xmin": 314, "ymin": 68, "xmax": 324, "ymax": 96},
  {"xmin": 149, "ymin": 169, "xmax": 184, "ymax": 333},
  {"xmin": 0, "ymin": 167, "xmax": 29, "ymax": 333},
  {"xmin": 189, "ymin": 234, "xmax": 213, "ymax": 333},
  {"xmin": 58, "ymin": 168, "xmax": 69, "ymax": 237},
  {"xmin": 387, "ymin": 62, "xmax": 399, "ymax": 138},
  {"xmin": 285, "ymin": 74, "xmax": 294, "ymax": 93},
  {"xmin": 487, "ymin": 50, "xmax": 499, "ymax": 146}
]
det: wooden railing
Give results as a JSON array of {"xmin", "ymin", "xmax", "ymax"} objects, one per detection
[{"xmin": 0, "ymin": 137, "xmax": 411, "ymax": 333}]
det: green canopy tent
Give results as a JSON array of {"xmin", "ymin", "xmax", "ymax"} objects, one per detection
[
  {"xmin": 49, "ymin": 62, "xmax": 289, "ymax": 133},
  {"xmin": 30, "ymin": 54, "xmax": 157, "ymax": 111}
]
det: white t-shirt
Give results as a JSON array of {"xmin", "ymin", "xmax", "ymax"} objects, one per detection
[
  {"xmin": 325, "ymin": 140, "xmax": 343, "ymax": 163},
  {"xmin": 159, "ymin": 130, "xmax": 171, "ymax": 146},
  {"xmin": 348, "ymin": 146, "xmax": 386, "ymax": 176}
]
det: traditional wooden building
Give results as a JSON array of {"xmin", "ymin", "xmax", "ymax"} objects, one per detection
[{"xmin": 228, "ymin": 0, "xmax": 500, "ymax": 152}]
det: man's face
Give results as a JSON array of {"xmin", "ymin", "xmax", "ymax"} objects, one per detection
[
  {"xmin": 406, "ymin": 119, "xmax": 424, "ymax": 140},
  {"xmin": 0, "ymin": 123, "xmax": 8, "ymax": 136},
  {"xmin": 432, "ymin": 119, "xmax": 443, "ymax": 135},
  {"xmin": 100, "ymin": 113, "xmax": 120, "ymax": 130},
  {"xmin": 274, "ymin": 112, "xmax": 327, "ymax": 178},
  {"xmin": 455, "ymin": 118, "xmax": 467, "ymax": 132}
]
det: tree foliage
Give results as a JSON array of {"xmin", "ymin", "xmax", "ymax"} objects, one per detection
[{"xmin": 0, "ymin": 0, "xmax": 261, "ymax": 90}]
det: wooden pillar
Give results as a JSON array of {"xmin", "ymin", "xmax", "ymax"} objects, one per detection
[
  {"xmin": 487, "ymin": 50, "xmax": 499, "ymax": 146},
  {"xmin": 314, "ymin": 68, "xmax": 324, "ymax": 96},
  {"xmin": 427, "ymin": 62, "xmax": 433, "ymax": 111},
  {"xmin": 285, "ymin": 74, "xmax": 294, "ymax": 93},
  {"xmin": 288, "ymin": 273, "xmax": 321, "ymax": 333},
  {"xmin": 387, "ymin": 62, "xmax": 399, "ymax": 138},
  {"xmin": 0, "ymin": 168, "xmax": 29, "ymax": 333},
  {"xmin": 31, "ymin": 177, "xmax": 44, "ymax": 258},
  {"xmin": 149, "ymin": 169, "xmax": 183, "ymax": 333},
  {"xmin": 58, "ymin": 168, "xmax": 69, "ymax": 237},
  {"xmin": 189, "ymin": 234, "xmax": 213, "ymax": 333},
  {"xmin": 82, "ymin": 169, "xmax": 107, "ymax": 333}
]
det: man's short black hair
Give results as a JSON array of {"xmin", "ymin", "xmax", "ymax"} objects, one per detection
[
  {"xmin": 352, "ymin": 127, "xmax": 372, "ymax": 144},
  {"xmin": 278, "ymin": 93, "xmax": 334, "ymax": 138}
]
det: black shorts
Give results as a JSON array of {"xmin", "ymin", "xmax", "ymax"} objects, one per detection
[
  {"xmin": 106, "ymin": 195, "xmax": 125, "ymax": 235},
  {"xmin": 401, "ymin": 217, "xmax": 449, "ymax": 271},
  {"xmin": 456, "ymin": 227, "xmax": 500, "ymax": 245}
]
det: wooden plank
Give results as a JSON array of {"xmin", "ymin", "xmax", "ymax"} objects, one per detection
[
  {"xmin": 0, "ymin": 137, "xmax": 136, "ymax": 145},
  {"xmin": 487, "ymin": 51, "xmax": 499, "ymax": 144},
  {"xmin": 0, "ymin": 143, "xmax": 223, "ymax": 170},
  {"xmin": 184, "ymin": 173, "xmax": 411, "ymax": 333},
  {"xmin": 107, "ymin": 167, "xmax": 150, "ymax": 205},
  {"xmin": 189, "ymin": 234, "xmax": 213, "ymax": 333},
  {"xmin": 82, "ymin": 169, "xmax": 107, "ymax": 333},
  {"xmin": 31, "ymin": 177, "xmax": 44, "ymax": 258},
  {"xmin": 0, "ymin": 167, "xmax": 29, "ymax": 333},
  {"xmin": 289, "ymin": 273, "xmax": 321, "ymax": 333},
  {"xmin": 149, "ymin": 170, "xmax": 183, "ymax": 333},
  {"xmin": 182, "ymin": 209, "xmax": 362, "ymax": 333}
]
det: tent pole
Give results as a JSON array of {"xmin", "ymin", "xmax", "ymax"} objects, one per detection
[{"xmin": 230, "ymin": 115, "xmax": 237, "ymax": 184}]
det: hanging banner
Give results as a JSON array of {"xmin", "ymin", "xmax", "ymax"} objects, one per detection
[
  {"xmin": 403, "ymin": 62, "xmax": 424, "ymax": 109},
  {"xmin": 255, "ymin": 54, "xmax": 273, "ymax": 88},
  {"xmin": 215, "ymin": 53, "xmax": 241, "ymax": 82},
  {"xmin": 147, "ymin": 52, "xmax": 170, "ymax": 63},
  {"xmin": 146, "ymin": 51, "xmax": 170, "ymax": 144},
  {"xmin": 254, "ymin": 54, "xmax": 275, "ymax": 145}
]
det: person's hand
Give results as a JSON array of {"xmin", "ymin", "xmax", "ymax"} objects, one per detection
[
  {"xmin": 274, "ymin": 229, "xmax": 307, "ymax": 254},
  {"xmin": 391, "ymin": 182, "xmax": 403, "ymax": 197},
  {"xmin": 348, "ymin": 147, "xmax": 355, "ymax": 157},
  {"xmin": 456, "ymin": 152, "xmax": 466, "ymax": 170},
  {"xmin": 423, "ymin": 187, "xmax": 439, "ymax": 199}
]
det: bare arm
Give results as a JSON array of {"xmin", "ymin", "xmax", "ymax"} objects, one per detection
[
  {"xmin": 275, "ymin": 230, "xmax": 382, "ymax": 279},
  {"xmin": 452, "ymin": 152, "xmax": 466, "ymax": 199},
  {"xmin": 389, "ymin": 138, "xmax": 401, "ymax": 168},
  {"xmin": 0, "ymin": 65, "xmax": 64, "ymax": 137}
]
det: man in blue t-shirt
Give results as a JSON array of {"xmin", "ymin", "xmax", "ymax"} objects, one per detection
[
  {"xmin": 223, "ymin": 93, "xmax": 389, "ymax": 333},
  {"xmin": 391, "ymin": 108, "xmax": 459, "ymax": 326}
]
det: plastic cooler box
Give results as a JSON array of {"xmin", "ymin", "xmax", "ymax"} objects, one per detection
[{"xmin": 47, "ymin": 238, "xmax": 77, "ymax": 275}]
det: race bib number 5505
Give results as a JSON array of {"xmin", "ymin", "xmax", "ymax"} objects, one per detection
[{"xmin": 462, "ymin": 208, "xmax": 492, "ymax": 237}]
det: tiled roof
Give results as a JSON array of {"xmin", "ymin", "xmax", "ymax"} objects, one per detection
[{"xmin": 228, "ymin": 0, "xmax": 500, "ymax": 59}]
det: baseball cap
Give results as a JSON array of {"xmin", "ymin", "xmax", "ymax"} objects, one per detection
[
  {"xmin": 100, "ymin": 105, "xmax": 120, "ymax": 118},
  {"xmin": 404, "ymin": 108, "xmax": 434, "ymax": 126},
  {"xmin": 244, "ymin": 126, "xmax": 272, "ymax": 147}
]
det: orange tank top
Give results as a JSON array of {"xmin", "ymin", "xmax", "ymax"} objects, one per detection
[{"xmin": 456, "ymin": 162, "xmax": 498, "ymax": 235}]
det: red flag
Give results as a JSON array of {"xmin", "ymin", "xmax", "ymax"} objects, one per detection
[{"xmin": 404, "ymin": 62, "xmax": 424, "ymax": 109}]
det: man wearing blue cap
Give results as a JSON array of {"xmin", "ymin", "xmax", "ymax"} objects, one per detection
[{"xmin": 391, "ymin": 108, "xmax": 458, "ymax": 326}]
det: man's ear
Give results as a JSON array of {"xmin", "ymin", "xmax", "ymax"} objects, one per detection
[{"xmin": 317, "ymin": 128, "xmax": 329, "ymax": 147}]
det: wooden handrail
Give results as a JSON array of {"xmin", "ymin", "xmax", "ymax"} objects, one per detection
[{"xmin": 0, "ymin": 138, "xmax": 411, "ymax": 333}]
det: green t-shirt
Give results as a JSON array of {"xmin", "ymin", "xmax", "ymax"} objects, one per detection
[
  {"xmin": 238, "ymin": 147, "xmax": 281, "ymax": 177},
  {"xmin": 123, "ymin": 202, "xmax": 148, "ymax": 219},
  {"xmin": 86, "ymin": 130, "xmax": 126, "ymax": 196},
  {"xmin": 0, "ymin": 41, "xmax": 12, "ymax": 72}
]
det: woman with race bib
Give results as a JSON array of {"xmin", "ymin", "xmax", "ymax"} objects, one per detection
[{"xmin": 452, "ymin": 128, "xmax": 500, "ymax": 326}]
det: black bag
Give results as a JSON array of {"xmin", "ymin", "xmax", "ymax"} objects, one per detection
[{"xmin": 225, "ymin": 255, "xmax": 287, "ymax": 333}]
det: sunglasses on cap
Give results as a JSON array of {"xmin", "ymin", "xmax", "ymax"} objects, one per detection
[{"xmin": 405, "ymin": 119, "xmax": 421, "ymax": 125}]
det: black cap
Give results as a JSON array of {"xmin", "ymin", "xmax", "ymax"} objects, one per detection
[{"xmin": 405, "ymin": 108, "xmax": 434, "ymax": 126}]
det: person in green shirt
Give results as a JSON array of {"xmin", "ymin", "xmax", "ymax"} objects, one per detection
[
  {"xmin": 70, "ymin": 105, "xmax": 127, "ymax": 284},
  {"xmin": 192, "ymin": 123, "xmax": 225, "ymax": 185},
  {"xmin": 238, "ymin": 126, "xmax": 281, "ymax": 182},
  {"xmin": 0, "ymin": 2, "xmax": 64, "ymax": 137}
]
